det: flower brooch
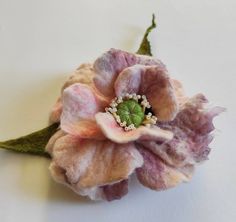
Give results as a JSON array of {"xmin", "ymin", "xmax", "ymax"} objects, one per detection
[{"xmin": 0, "ymin": 15, "xmax": 224, "ymax": 201}]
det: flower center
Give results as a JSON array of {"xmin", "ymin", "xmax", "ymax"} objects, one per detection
[
  {"xmin": 105, "ymin": 93, "xmax": 158, "ymax": 131},
  {"xmin": 117, "ymin": 99, "xmax": 144, "ymax": 128}
]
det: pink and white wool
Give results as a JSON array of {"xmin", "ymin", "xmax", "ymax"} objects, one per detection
[{"xmin": 46, "ymin": 49, "xmax": 224, "ymax": 201}]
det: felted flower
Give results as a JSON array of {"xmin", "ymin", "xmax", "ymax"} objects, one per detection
[{"xmin": 46, "ymin": 49, "xmax": 224, "ymax": 201}]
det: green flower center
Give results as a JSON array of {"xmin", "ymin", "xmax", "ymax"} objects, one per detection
[
  {"xmin": 105, "ymin": 93, "xmax": 158, "ymax": 131},
  {"xmin": 116, "ymin": 99, "xmax": 145, "ymax": 128}
]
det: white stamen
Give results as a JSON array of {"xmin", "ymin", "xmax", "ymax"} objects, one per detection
[
  {"xmin": 150, "ymin": 119, "xmax": 156, "ymax": 124},
  {"xmin": 117, "ymin": 96, "xmax": 123, "ymax": 103},
  {"xmin": 125, "ymin": 93, "xmax": 130, "ymax": 98},
  {"xmin": 111, "ymin": 97, "xmax": 117, "ymax": 103},
  {"xmin": 120, "ymin": 121, "xmax": 127, "ymax": 127},
  {"xmin": 129, "ymin": 124, "xmax": 135, "ymax": 130},
  {"xmin": 116, "ymin": 118, "xmax": 121, "ymax": 123},
  {"xmin": 110, "ymin": 102, "xmax": 117, "ymax": 108},
  {"xmin": 109, "ymin": 108, "xmax": 117, "ymax": 113},
  {"xmin": 105, "ymin": 94, "xmax": 157, "ymax": 131},
  {"xmin": 141, "ymin": 101, "xmax": 146, "ymax": 106},
  {"xmin": 152, "ymin": 116, "xmax": 158, "ymax": 121}
]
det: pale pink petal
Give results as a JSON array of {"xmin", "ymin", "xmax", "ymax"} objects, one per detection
[
  {"xmin": 95, "ymin": 112, "xmax": 173, "ymax": 144},
  {"xmin": 136, "ymin": 146, "xmax": 189, "ymax": 191},
  {"xmin": 49, "ymin": 162, "xmax": 68, "ymax": 184},
  {"xmin": 61, "ymin": 83, "xmax": 108, "ymax": 138},
  {"xmin": 62, "ymin": 63, "xmax": 95, "ymax": 91},
  {"xmin": 114, "ymin": 65, "xmax": 178, "ymax": 121},
  {"xmin": 67, "ymin": 120, "xmax": 105, "ymax": 140},
  {"xmin": 102, "ymin": 180, "xmax": 129, "ymax": 201},
  {"xmin": 171, "ymin": 79, "xmax": 189, "ymax": 107},
  {"xmin": 49, "ymin": 135, "xmax": 143, "ymax": 200},
  {"xmin": 93, "ymin": 48, "xmax": 165, "ymax": 97},
  {"xmin": 49, "ymin": 162, "xmax": 104, "ymax": 200},
  {"xmin": 49, "ymin": 64, "xmax": 96, "ymax": 123},
  {"xmin": 45, "ymin": 130, "xmax": 66, "ymax": 154},
  {"xmin": 139, "ymin": 94, "xmax": 225, "ymax": 168},
  {"xmin": 114, "ymin": 65, "xmax": 142, "ymax": 95},
  {"xmin": 179, "ymin": 164, "xmax": 195, "ymax": 180}
]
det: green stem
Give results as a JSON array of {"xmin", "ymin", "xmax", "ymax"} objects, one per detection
[{"xmin": 136, "ymin": 14, "xmax": 157, "ymax": 56}]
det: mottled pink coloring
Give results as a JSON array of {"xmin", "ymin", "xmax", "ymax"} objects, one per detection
[{"xmin": 47, "ymin": 49, "xmax": 224, "ymax": 201}]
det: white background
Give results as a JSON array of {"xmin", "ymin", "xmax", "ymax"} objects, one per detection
[{"xmin": 0, "ymin": 0, "xmax": 235, "ymax": 221}]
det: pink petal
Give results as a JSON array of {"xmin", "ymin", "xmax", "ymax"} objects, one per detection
[
  {"xmin": 93, "ymin": 48, "xmax": 165, "ymax": 97},
  {"xmin": 49, "ymin": 162, "xmax": 104, "ymax": 200},
  {"xmin": 61, "ymin": 83, "xmax": 108, "ymax": 138},
  {"xmin": 114, "ymin": 65, "xmax": 142, "ymax": 95},
  {"xmin": 65, "ymin": 119, "xmax": 105, "ymax": 140},
  {"xmin": 136, "ymin": 145, "xmax": 189, "ymax": 191},
  {"xmin": 45, "ymin": 130, "xmax": 66, "ymax": 154},
  {"xmin": 95, "ymin": 112, "xmax": 173, "ymax": 144},
  {"xmin": 171, "ymin": 79, "xmax": 189, "ymax": 107},
  {"xmin": 49, "ymin": 64, "xmax": 95, "ymax": 123},
  {"xmin": 49, "ymin": 135, "xmax": 143, "ymax": 200},
  {"xmin": 102, "ymin": 180, "xmax": 128, "ymax": 201},
  {"xmin": 140, "ymin": 94, "xmax": 225, "ymax": 168},
  {"xmin": 114, "ymin": 65, "xmax": 178, "ymax": 121}
]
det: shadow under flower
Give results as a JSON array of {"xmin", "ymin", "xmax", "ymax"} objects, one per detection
[
  {"xmin": 46, "ymin": 174, "xmax": 93, "ymax": 204},
  {"xmin": 15, "ymin": 151, "xmax": 93, "ymax": 205}
]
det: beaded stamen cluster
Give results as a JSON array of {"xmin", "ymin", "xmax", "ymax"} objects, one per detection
[{"xmin": 105, "ymin": 93, "xmax": 158, "ymax": 131}]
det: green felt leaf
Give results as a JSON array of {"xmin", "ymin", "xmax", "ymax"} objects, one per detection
[
  {"xmin": 136, "ymin": 14, "xmax": 157, "ymax": 56},
  {"xmin": 117, "ymin": 99, "xmax": 144, "ymax": 128},
  {"xmin": 0, "ymin": 122, "xmax": 59, "ymax": 157}
]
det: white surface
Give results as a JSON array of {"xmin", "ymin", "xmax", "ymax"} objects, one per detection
[{"xmin": 0, "ymin": 0, "xmax": 235, "ymax": 221}]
